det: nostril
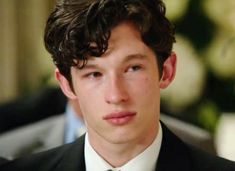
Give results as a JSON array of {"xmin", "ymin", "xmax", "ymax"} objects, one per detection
[
  {"xmin": 105, "ymin": 76, "xmax": 129, "ymax": 104},
  {"xmin": 105, "ymin": 87, "xmax": 129, "ymax": 104}
]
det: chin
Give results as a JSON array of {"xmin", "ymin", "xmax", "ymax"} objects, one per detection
[{"xmin": 108, "ymin": 131, "xmax": 140, "ymax": 144}]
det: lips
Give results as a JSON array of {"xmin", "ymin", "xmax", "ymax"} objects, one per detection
[{"xmin": 103, "ymin": 111, "xmax": 136, "ymax": 125}]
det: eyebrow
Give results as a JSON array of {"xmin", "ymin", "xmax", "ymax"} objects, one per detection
[
  {"xmin": 124, "ymin": 53, "xmax": 148, "ymax": 63},
  {"xmin": 79, "ymin": 53, "xmax": 148, "ymax": 70},
  {"xmin": 79, "ymin": 63, "xmax": 97, "ymax": 70}
]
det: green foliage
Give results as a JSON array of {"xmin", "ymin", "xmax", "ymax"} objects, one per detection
[{"xmin": 197, "ymin": 100, "xmax": 220, "ymax": 133}]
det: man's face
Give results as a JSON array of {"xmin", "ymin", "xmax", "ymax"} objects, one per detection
[{"xmin": 60, "ymin": 22, "xmax": 175, "ymax": 147}]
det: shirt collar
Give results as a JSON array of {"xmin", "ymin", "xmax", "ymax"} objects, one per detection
[{"xmin": 85, "ymin": 123, "xmax": 162, "ymax": 171}]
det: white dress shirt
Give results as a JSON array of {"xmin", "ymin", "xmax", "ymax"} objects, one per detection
[{"xmin": 85, "ymin": 124, "xmax": 162, "ymax": 171}]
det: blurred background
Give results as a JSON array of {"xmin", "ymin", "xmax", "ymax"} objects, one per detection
[{"xmin": 0, "ymin": 0, "xmax": 235, "ymax": 159}]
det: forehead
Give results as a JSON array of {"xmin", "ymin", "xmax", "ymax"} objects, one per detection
[
  {"xmin": 78, "ymin": 21, "xmax": 156, "ymax": 68},
  {"xmin": 108, "ymin": 22, "xmax": 141, "ymax": 49},
  {"xmin": 92, "ymin": 22, "xmax": 152, "ymax": 59}
]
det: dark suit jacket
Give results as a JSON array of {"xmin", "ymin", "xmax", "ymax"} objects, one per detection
[
  {"xmin": 0, "ymin": 157, "xmax": 8, "ymax": 166},
  {"xmin": 0, "ymin": 87, "xmax": 66, "ymax": 133},
  {"xmin": 1, "ymin": 124, "xmax": 235, "ymax": 171}
]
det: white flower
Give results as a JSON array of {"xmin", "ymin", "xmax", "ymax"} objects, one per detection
[
  {"xmin": 203, "ymin": 0, "xmax": 235, "ymax": 34},
  {"xmin": 161, "ymin": 35, "xmax": 206, "ymax": 112},
  {"xmin": 205, "ymin": 31, "xmax": 235, "ymax": 79},
  {"xmin": 163, "ymin": 0, "xmax": 190, "ymax": 21}
]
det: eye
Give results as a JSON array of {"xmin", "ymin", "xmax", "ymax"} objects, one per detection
[
  {"xmin": 84, "ymin": 71, "xmax": 102, "ymax": 79},
  {"xmin": 127, "ymin": 65, "xmax": 142, "ymax": 72}
]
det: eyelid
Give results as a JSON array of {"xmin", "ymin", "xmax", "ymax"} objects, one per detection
[
  {"xmin": 126, "ymin": 64, "xmax": 143, "ymax": 72},
  {"xmin": 83, "ymin": 71, "xmax": 102, "ymax": 79}
]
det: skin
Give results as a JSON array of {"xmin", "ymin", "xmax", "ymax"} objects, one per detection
[
  {"xmin": 68, "ymin": 99, "xmax": 83, "ymax": 119},
  {"xmin": 56, "ymin": 21, "xmax": 176, "ymax": 167}
]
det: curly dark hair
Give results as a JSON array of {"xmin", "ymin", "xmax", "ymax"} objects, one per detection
[{"xmin": 44, "ymin": 0, "xmax": 175, "ymax": 83}]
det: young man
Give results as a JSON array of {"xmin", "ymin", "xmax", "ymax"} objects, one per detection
[{"xmin": 1, "ymin": 0, "xmax": 235, "ymax": 170}]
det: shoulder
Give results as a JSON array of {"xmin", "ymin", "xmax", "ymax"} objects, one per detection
[
  {"xmin": 0, "ymin": 135, "xmax": 85, "ymax": 171},
  {"xmin": 0, "ymin": 114, "xmax": 65, "ymax": 139},
  {"xmin": 0, "ymin": 115, "xmax": 65, "ymax": 159},
  {"xmin": 160, "ymin": 122, "xmax": 235, "ymax": 171},
  {"xmin": 0, "ymin": 157, "xmax": 8, "ymax": 166},
  {"xmin": 188, "ymin": 145, "xmax": 235, "ymax": 171},
  {"xmin": 0, "ymin": 87, "xmax": 67, "ymax": 133}
]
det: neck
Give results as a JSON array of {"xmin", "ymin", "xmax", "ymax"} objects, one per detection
[{"xmin": 87, "ymin": 123, "xmax": 159, "ymax": 167}]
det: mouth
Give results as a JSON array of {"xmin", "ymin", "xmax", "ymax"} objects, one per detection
[{"xmin": 103, "ymin": 111, "xmax": 136, "ymax": 125}]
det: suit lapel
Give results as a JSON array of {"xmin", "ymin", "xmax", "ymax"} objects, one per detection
[
  {"xmin": 50, "ymin": 123, "xmax": 193, "ymax": 171},
  {"xmin": 156, "ymin": 123, "xmax": 193, "ymax": 171},
  {"xmin": 55, "ymin": 135, "xmax": 86, "ymax": 171}
]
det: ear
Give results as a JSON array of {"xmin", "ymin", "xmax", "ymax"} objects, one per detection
[
  {"xmin": 55, "ymin": 68, "xmax": 77, "ymax": 99},
  {"xmin": 159, "ymin": 52, "xmax": 177, "ymax": 89}
]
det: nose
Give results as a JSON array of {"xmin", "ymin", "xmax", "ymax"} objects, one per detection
[{"xmin": 105, "ymin": 75, "xmax": 129, "ymax": 105}]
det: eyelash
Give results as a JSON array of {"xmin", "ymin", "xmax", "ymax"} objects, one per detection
[
  {"xmin": 127, "ymin": 65, "xmax": 143, "ymax": 72},
  {"xmin": 84, "ymin": 72, "xmax": 102, "ymax": 78},
  {"xmin": 82, "ymin": 64, "xmax": 143, "ymax": 78}
]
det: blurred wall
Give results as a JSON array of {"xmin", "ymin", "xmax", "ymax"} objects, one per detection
[{"xmin": 0, "ymin": 0, "xmax": 54, "ymax": 103}]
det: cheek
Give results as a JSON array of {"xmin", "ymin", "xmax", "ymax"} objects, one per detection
[
  {"xmin": 130, "ymin": 75, "xmax": 159, "ymax": 96},
  {"xmin": 71, "ymin": 84, "xmax": 91, "ymax": 112},
  {"xmin": 133, "ymin": 77, "xmax": 160, "ymax": 113},
  {"xmin": 74, "ymin": 84, "xmax": 103, "ymax": 117}
]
